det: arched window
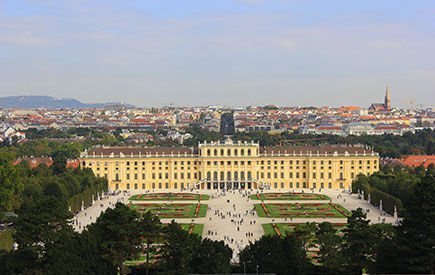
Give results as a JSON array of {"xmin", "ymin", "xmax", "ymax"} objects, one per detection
[
  {"xmin": 220, "ymin": 171, "xmax": 225, "ymax": 181},
  {"xmin": 213, "ymin": 171, "xmax": 218, "ymax": 180},
  {"xmin": 214, "ymin": 149, "xmax": 218, "ymax": 156},
  {"xmin": 234, "ymin": 149, "xmax": 238, "ymax": 156},
  {"xmin": 220, "ymin": 149, "xmax": 224, "ymax": 156},
  {"xmin": 227, "ymin": 171, "xmax": 231, "ymax": 180},
  {"xmin": 227, "ymin": 149, "xmax": 231, "ymax": 156},
  {"xmin": 207, "ymin": 171, "xmax": 211, "ymax": 180},
  {"xmin": 115, "ymin": 173, "xmax": 119, "ymax": 181},
  {"xmin": 234, "ymin": 171, "xmax": 239, "ymax": 180},
  {"xmin": 247, "ymin": 171, "xmax": 252, "ymax": 180},
  {"xmin": 241, "ymin": 171, "xmax": 245, "ymax": 180},
  {"xmin": 241, "ymin": 149, "xmax": 245, "ymax": 156},
  {"xmin": 247, "ymin": 149, "xmax": 251, "ymax": 156},
  {"xmin": 207, "ymin": 149, "xmax": 211, "ymax": 156}
]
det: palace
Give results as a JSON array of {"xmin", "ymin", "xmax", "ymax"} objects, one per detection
[{"xmin": 80, "ymin": 140, "xmax": 379, "ymax": 191}]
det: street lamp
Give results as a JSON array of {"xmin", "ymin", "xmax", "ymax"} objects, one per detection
[{"xmin": 256, "ymin": 265, "xmax": 259, "ymax": 275}]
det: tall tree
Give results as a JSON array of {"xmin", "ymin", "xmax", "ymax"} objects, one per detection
[
  {"xmin": 159, "ymin": 222, "xmax": 201, "ymax": 274},
  {"xmin": 316, "ymin": 222, "xmax": 345, "ymax": 273},
  {"xmin": 14, "ymin": 196, "xmax": 73, "ymax": 257},
  {"xmin": 386, "ymin": 174, "xmax": 435, "ymax": 273},
  {"xmin": 342, "ymin": 208, "xmax": 373, "ymax": 274},
  {"xmin": 139, "ymin": 211, "xmax": 162, "ymax": 275},
  {"xmin": 87, "ymin": 203, "xmax": 143, "ymax": 273},
  {"xmin": 239, "ymin": 234, "xmax": 310, "ymax": 274},
  {"xmin": 190, "ymin": 238, "xmax": 233, "ymax": 274}
]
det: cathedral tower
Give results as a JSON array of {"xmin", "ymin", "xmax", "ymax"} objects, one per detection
[{"xmin": 384, "ymin": 85, "xmax": 391, "ymax": 111}]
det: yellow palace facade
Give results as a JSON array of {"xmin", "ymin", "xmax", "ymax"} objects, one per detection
[{"xmin": 79, "ymin": 140, "xmax": 379, "ymax": 191}]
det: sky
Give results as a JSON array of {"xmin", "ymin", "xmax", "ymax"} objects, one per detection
[{"xmin": 0, "ymin": 0, "xmax": 434, "ymax": 108}]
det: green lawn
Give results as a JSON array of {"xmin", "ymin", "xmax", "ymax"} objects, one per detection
[
  {"xmin": 0, "ymin": 229, "xmax": 14, "ymax": 251},
  {"xmin": 250, "ymin": 192, "xmax": 330, "ymax": 201},
  {"xmin": 255, "ymin": 203, "xmax": 350, "ymax": 218},
  {"xmin": 130, "ymin": 203, "xmax": 208, "ymax": 218},
  {"xmin": 180, "ymin": 223, "xmax": 204, "ymax": 236},
  {"xmin": 129, "ymin": 193, "xmax": 209, "ymax": 201},
  {"xmin": 262, "ymin": 223, "xmax": 347, "ymax": 237}
]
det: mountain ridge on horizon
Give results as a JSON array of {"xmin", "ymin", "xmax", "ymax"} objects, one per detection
[{"xmin": 0, "ymin": 95, "xmax": 135, "ymax": 109}]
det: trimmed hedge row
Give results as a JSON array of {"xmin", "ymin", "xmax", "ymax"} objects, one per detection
[
  {"xmin": 67, "ymin": 178, "xmax": 108, "ymax": 213},
  {"xmin": 354, "ymin": 182, "xmax": 403, "ymax": 216}
]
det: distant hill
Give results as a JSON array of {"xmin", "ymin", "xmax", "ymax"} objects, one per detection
[{"xmin": 0, "ymin": 96, "xmax": 135, "ymax": 109}]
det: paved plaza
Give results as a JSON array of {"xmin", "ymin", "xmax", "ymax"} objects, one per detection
[{"xmin": 72, "ymin": 188, "xmax": 399, "ymax": 262}]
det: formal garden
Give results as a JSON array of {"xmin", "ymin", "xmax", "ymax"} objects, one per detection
[
  {"xmin": 262, "ymin": 222, "xmax": 347, "ymax": 237},
  {"xmin": 180, "ymin": 223, "xmax": 204, "ymax": 236},
  {"xmin": 255, "ymin": 203, "xmax": 350, "ymax": 218},
  {"xmin": 129, "ymin": 203, "xmax": 208, "ymax": 218},
  {"xmin": 250, "ymin": 192, "xmax": 330, "ymax": 201},
  {"xmin": 129, "ymin": 193, "xmax": 209, "ymax": 201}
]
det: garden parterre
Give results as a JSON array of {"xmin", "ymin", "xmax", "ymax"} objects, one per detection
[
  {"xmin": 255, "ymin": 203, "xmax": 350, "ymax": 218},
  {"xmin": 262, "ymin": 222, "xmax": 347, "ymax": 237},
  {"xmin": 130, "ymin": 203, "xmax": 207, "ymax": 218},
  {"xmin": 250, "ymin": 192, "xmax": 330, "ymax": 201},
  {"xmin": 129, "ymin": 192, "xmax": 210, "ymax": 201}
]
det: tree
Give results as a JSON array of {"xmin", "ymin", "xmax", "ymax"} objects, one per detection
[
  {"xmin": 159, "ymin": 221, "xmax": 201, "ymax": 274},
  {"xmin": 342, "ymin": 208, "xmax": 373, "ymax": 274},
  {"xmin": 87, "ymin": 203, "xmax": 143, "ymax": 273},
  {"xmin": 14, "ymin": 196, "xmax": 73, "ymax": 257},
  {"xmin": 190, "ymin": 238, "xmax": 233, "ymax": 274},
  {"xmin": 293, "ymin": 222, "xmax": 317, "ymax": 251},
  {"xmin": 316, "ymin": 222, "xmax": 345, "ymax": 273},
  {"xmin": 139, "ymin": 211, "xmax": 162, "ymax": 275},
  {"xmin": 44, "ymin": 229, "xmax": 116, "ymax": 275},
  {"xmin": 0, "ymin": 159, "xmax": 23, "ymax": 212},
  {"xmin": 385, "ymin": 174, "xmax": 435, "ymax": 273},
  {"xmin": 239, "ymin": 234, "xmax": 310, "ymax": 274}
]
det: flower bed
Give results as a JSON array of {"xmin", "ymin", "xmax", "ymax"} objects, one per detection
[
  {"xmin": 250, "ymin": 192, "xmax": 330, "ymax": 201},
  {"xmin": 129, "ymin": 193, "xmax": 210, "ymax": 201},
  {"xmin": 255, "ymin": 203, "xmax": 349, "ymax": 218},
  {"xmin": 130, "ymin": 203, "xmax": 207, "ymax": 218}
]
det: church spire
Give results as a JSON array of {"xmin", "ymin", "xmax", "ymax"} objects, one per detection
[{"xmin": 384, "ymin": 85, "xmax": 391, "ymax": 111}]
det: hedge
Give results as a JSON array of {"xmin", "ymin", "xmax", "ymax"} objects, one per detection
[
  {"xmin": 356, "ymin": 183, "xmax": 403, "ymax": 216},
  {"xmin": 67, "ymin": 178, "xmax": 108, "ymax": 213}
]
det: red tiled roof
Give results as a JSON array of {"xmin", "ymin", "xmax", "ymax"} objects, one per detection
[
  {"xmin": 13, "ymin": 157, "xmax": 53, "ymax": 168},
  {"xmin": 401, "ymin": 155, "xmax": 435, "ymax": 168}
]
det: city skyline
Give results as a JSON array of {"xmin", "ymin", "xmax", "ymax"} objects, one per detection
[{"xmin": 1, "ymin": 1, "xmax": 434, "ymax": 108}]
